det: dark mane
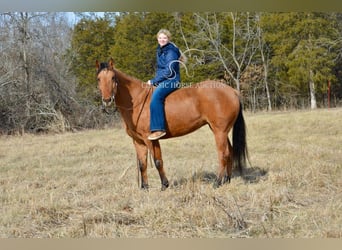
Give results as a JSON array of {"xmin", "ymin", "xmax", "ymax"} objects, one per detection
[
  {"xmin": 114, "ymin": 67, "xmax": 144, "ymax": 85},
  {"xmin": 97, "ymin": 62, "xmax": 109, "ymax": 75}
]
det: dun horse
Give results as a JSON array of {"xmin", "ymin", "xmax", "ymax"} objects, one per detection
[{"xmin": 96, "ymin": 58, "xmax": 248, "ymax": 190}]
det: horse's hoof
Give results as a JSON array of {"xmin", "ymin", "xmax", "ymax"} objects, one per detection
[
  {"xmin": 161, "ymin": 181, "xmax": 169, "ymax": 191},
  {"xmin": 141, "ymin": 184, "xmax": 149, "ymax": 190},
  {"xmin": 223, "ymin": 175, "xmax": 231, "ymax": 184},
  {"xmin": 213, "ymin": 180, "xmax": 221, "ymax": 189}
]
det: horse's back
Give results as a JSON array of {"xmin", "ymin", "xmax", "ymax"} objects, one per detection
[
  {"xmin": 164, "ymin": 80, "xmax": 240, "ymax": 136},
  {"xmin": 192, "ymin": 80, "xmax": 240, "ymax": 125},
  {"xmin": 167, "ymin": 80, "xmax": 240, "ymax": 111},
  {"xmin": 193, "ymin": 80, "xmax": 239, "ymax": 102}
]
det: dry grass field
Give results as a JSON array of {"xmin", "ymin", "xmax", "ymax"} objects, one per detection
[{"xmin": 0, "ymin": 108, "xmax": 341, "ymax": 238}]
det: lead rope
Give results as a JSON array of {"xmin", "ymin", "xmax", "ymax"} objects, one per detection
[
  {"xmin": 134, "ymin": 86, "xmax": 152, "ymax": 126},
  {"xmin": 136, "ymin": 155, "xmax": 141, "ymax": 188},
  {"xmin": 148, "ymin": 149, "xmax": 154, "ymax": 168},
  {"xmin": 114, "ymin": 84, "xmax": 152, "ymax": 111},
  {"xmin": 136, "ymin": 86, "xmax": 154, "ymax": 188},
  {"xmin": 136, "ymin": 150, "xmax": 155, "ymax": 187}
]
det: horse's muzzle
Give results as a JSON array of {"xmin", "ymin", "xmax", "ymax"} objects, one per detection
[{"xmin": 102, "ymin": 96, "xmax": 114, "ymax": 107}]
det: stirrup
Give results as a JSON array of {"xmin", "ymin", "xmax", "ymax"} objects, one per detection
[{"xmin": 148, "ymin": 131, "xmax": 166, "ymax": 140}]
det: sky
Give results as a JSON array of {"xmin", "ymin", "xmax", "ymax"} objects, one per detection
[{"xmin": 65, "ymin": 12, "xmax": 105, "ymax": 25}]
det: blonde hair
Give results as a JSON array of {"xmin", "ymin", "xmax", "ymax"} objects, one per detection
[
  {"xmin": 156, "ymin": 29, "xmax": 172, "ymax": 40},
  {"xmin": 156, "ymin": 29, "xmax": 187, "ymax": 64}
]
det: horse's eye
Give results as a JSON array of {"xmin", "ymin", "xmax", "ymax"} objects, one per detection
[{"xmin": 97, "ymin": 78, "xmax": 100, "ymax": 82}]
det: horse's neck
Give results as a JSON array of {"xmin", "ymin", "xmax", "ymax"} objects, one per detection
[{"xmin": 115, "ymin": 69, "xmax": 147, "ymax": 107}]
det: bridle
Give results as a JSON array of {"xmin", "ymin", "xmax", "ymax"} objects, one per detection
[
  {"xmin": 97, "ymin": 66, "xmax": 117, "ymax": 107},
  {"xmin": 100, "ymin": 68, "xmax": 152, "ymax": 115}
]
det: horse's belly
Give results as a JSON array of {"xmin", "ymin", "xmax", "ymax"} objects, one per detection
[{"xmin": 164, "ymin": 105, "xmax": 206, "ymax": 137}]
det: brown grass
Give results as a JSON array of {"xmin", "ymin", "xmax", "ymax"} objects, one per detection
[{"xmin": 0, "ymin": 108, "xmax": 341, "ymax": 238}]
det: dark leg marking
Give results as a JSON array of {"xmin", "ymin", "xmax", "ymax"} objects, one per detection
[
  {"xmin": 154, "ymin": 159, "xmax": 162, "ymax": 169},
  {"xmin": 138, "ymin": 159, "xmax": 149, "ymax": 190},
  {"xmin": 154, "ymin": 159, "xmax": 169, "ymax": 190}
]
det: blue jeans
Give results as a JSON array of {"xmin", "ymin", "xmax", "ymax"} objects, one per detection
[{"xmin": 150, "ymin": 80, "xmax": 179, "ymax": 132}]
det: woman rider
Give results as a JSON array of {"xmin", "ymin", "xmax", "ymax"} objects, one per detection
[{"xmin": 147, "ymin": 29, "xmax": 181, "ymax": 140}]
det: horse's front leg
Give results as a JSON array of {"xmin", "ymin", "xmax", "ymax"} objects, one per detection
[
  {"xmin": 148, "ymin": 140, "xmax": 169, "ymax": 191},
  {"xmin": 133, "ymin": 140, "xmax": 149, "ymax": 189}
]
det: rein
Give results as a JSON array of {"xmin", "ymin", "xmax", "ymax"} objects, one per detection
[
  {"xmin": 99, "ymin": 67, "xmax": 153, "ymax": 128},
  {"xmin": 111, "ymin": 69, "xmax": 153, "ymax": 126},
  {"xmin": 115, "ymin": 83, "xmax": 152, "ymax": 111},
  {"xmin": 100, "ymin": 67, "xmax": 152, "ymax": 111}
]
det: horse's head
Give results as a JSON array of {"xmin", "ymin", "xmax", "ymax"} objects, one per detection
[{"xmin": 96, "ymin": 58, "xmax": 118, "ymax": 107}]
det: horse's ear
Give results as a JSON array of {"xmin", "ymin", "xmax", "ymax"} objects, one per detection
[
  {"xmin": 108, "ymin": 58, "xmax": 115, "ymax": 70},
  {"xmin": 95, "ymin": 60, "xmax": 100, "ymax": 71}
]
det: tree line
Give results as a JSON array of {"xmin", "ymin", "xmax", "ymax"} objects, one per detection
[{"xmin": 1, "ymin": 12, "xmax": 342, "ymax": 134}]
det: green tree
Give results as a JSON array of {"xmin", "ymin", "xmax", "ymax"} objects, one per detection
[
  {"xmin": 331, "ymin": 13, "xmax": 342, "ymax": 105},
  {"xmin": 70, "ymin": 17, "xmax": 115, "ymax": 100},
  {"xmin": 262, "ymin": 12, "xmax": 338, "ymax": 108}
]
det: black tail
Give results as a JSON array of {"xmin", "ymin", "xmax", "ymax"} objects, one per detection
[{"xmin": 232, "ymin": 101, "xmax": 248, "ymax": 174}]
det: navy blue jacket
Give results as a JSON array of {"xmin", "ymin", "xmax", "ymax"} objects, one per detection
[{"xmin": 150, "ymin": 42, "xmax": 181, "ymax": 85}]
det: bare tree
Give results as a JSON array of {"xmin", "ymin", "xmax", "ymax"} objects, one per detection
[
  {"xmin": 192, "ymin": 12, "xmax": 258, "ymax": 91},
  {"xmin": 255, "ymin": 13, "xmax": 272, "ymax": 111},
  {"xmin": 0, "ymin": 12, "xmax": 76, "ymax": 133}
]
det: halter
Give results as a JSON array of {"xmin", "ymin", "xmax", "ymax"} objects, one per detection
[
  {"xmin": 101, "ymin": 68, "xmax": 152, "ymax": 116},
  {"xmin": 98, "ymin": 67, "xmax": 118, "ymax": 108},
  {"xmin": 110, "ymin": 69, "xmax": 119, "ymax": 103}
]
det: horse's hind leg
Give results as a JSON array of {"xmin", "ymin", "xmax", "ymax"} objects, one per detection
[
  {"xmin": 148, "ymin": 140, "xmax": 169, "ymax": 191},
  {"xmin": 213, "ymin": 131, "xmax": 231, "ymax": 187},
  {"xmin": 225, "ymin": 138, "xmax": 233, "ymax": 183},
  {"xmin": 133, "ymin": 140, "xmax": 149, "ymax": 189}
]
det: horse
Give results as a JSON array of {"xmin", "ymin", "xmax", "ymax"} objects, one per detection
[{"xmin": 96, "ymin": 58, "xmax": 248, "ymax": 190}]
